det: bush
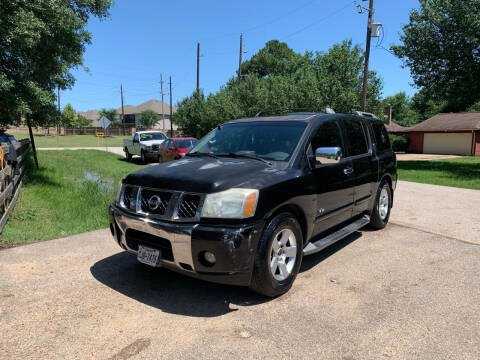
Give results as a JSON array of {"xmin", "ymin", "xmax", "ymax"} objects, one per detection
[{"xmin": 389, "ymin": 134, "xmax": 409, "ymax": 152}]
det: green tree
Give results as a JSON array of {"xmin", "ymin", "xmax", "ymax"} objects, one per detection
[
  {"xmin": 0, "ymin": 0, "xmax": 113, "ymax": 127},
  {"xmin": 139, "ymin": 110, "xmax": 159, "ymax": 128},
  {"xmin": 76, "ymin": 114, "xmax": 92, "ymax": 127},
  {"xmin": 392, "ymin": 0, "xmax": 480, "ymax": 111},
  {"xmin": 174, "ymin": 39, "xmax": 384, "ymax": 138},
  {"xmin": 383, "ymin": 92, "xmax": 420, "ymax": 127},
  {"xmin": 62, "ymin": 104, "xmax": 77, "ymax": 127},
  {"xmin": 99, "ymin": 108, "xmax": 118, "ymax": 125}
]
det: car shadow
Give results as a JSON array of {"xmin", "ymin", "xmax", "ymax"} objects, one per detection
[
  {"xmin": 90, "ymin": 252, "xmax": 269, "ymax": 317},
  {"xmin": 91, "ymin": 231, "xmax": 363, "ymax": 317}
]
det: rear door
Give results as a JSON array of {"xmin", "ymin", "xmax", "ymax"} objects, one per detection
[
  {"xmin": 341, "ymin": 117, "xmax": 378, "ymax": 217},
  {"xmin": 309, "ymin": 118, "xmax": 355, "ymax": 235}
]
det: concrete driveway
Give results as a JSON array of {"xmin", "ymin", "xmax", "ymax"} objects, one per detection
[{"xmin": 1, "ymin": 181, "xmax": 479, "ymax": 359}]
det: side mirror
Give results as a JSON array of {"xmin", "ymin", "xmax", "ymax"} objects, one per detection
[
  {"xmin": 133, "ymin": 138, "xmax": 139, "ymax": 143},
  {"xmin": 315, "ymin": 147, "xmax": 342, "ymax": 165}
]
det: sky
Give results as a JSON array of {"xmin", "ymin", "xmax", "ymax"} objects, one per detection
[{"xmin": 62, "ymin": 0, "xmax": 420, "ymax": 112}]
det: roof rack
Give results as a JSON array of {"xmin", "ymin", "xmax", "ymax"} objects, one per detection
[{"xmin": 352, "ymin": 111, "xmax": 378, "ymax": 119}]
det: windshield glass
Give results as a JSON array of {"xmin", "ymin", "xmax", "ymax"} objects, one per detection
[
  {"xmin": 176, "ymin": 139, "xmax": 197, "ymax": 148},
  {"xmin": 140, "ymin": 132, "xmax": 165, "ymax": 141},
  {"xmin": 190, "ymin": 122, "xmax": 306, "ymax": 161}
]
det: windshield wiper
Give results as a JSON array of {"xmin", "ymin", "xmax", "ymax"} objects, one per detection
[
  {"xmin": 216, "ymin": 153, "xmax": 272, "ymax": 166},
  {"xmin": 185, "ymin": 152, "xmax": 219, "ymax": 159}
]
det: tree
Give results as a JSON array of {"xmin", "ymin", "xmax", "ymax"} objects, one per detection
[
  {"xmin": 0, "ymin": 0, "xmax": 113, "ymax": 127},
  {"xmin": 99, "ymin": 108, "xmax": 118, "ymax": 125},
  {"xmin": 139, "ymin": 110, "xmax": 159, "ymax": 128},
  {"xmin": 62, "ymin": 104, "xmax": 77, "ymax": 127},
  {"xmin": 174, "ymin": 40, "xmax": 384, "ymax": 138},
  {"xmin": 392, "ymin": 0, "xmax": 480, "ymax": 111},
  {"xmin": 76, "ymin": 114, "xmax": 92, "ymax": 127},
  {"xmin": 383, "ymin": 92, "xmax": 420, "ymax": 127}
]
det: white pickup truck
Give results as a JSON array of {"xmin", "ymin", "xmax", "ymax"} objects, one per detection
[{"xmin": 123, "ymin": 131, "xmax": 168, "ymax": 163}]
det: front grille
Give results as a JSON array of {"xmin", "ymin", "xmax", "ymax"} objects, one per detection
[
  {"xmin": 152, "ymin": 145, "xmax": 160, "ymax": 152},
  {"xmin": 177, "ymin": 194, "xmax": 201, "ymax": 218},
  {"xmin": 120, "ymin": 185, "xmax": 202, "ymax": 221},
  {"xmin": 125, "ymin": 229, "xmax": 174, "ymax": 261},
  {"xmin": 140, "ymin": 189, "xmax": 172, "ymax": 215}
]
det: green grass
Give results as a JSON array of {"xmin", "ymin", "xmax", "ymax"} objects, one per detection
[
  {"xmin": 10, "ymin": 132, "xmax": 129, "ymax": 148},
  {"xmin": 0, "ymin": 150, "xmax": 144, "ymax": 245},
  {"xmin": 398, "ymin": 157, "xmax": 480, "ymax": 190}
]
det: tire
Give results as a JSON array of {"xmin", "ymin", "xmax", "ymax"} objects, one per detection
[
  {"xmin": 125, "ymin": 148, "xmax": 132, "ymax": 161},
  {"xmin": 250, "ymin": 213, "xmax": 303, "ymax": 297},
  {"xmin": 141, "ymin": 150, "xmax": 147, "ymax": 164},
  {"xmin": 369, "ymin": 180, "xmax": 392, "ymax": 229}
]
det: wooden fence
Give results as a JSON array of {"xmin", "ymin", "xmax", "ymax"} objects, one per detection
[{"xmin": 0, "ymin": 139, "xmax": 31, "ymax": 233}]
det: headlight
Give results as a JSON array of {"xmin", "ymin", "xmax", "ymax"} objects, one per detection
[
  {"xmin": 144, "ymin": 145, "xmax": 152, "ymax": 151},
  {"xmin": 201, "ymin": 188, "xmax": 259, "ymax": 219},
  {"xmin": 116, "ymin": 182, "xmax": 124, "ymax": 204}
]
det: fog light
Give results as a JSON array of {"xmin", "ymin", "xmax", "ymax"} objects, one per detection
[{"xmin": 204, "ymin": 251, "xmax": 216, "ymax": 264}]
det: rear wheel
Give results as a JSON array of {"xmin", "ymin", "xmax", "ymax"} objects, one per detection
[
  {"xmin": 369, "ymin": 180, "xmax": 392, "ymax": 229},
  {"xmin": 250, "ymin": 213, "xmax": 303, "ymax": 297},
  {"xmin": 125, "ymin": 148, "xmax": 132, "ymax": 161}
]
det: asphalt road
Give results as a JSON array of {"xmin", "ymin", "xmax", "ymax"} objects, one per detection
[{"xmin": 1, "ymin": 181, "xmax": 479, "ymax": 359}]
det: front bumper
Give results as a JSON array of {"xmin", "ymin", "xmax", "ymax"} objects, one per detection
[{"xmin": 109, "ymin": 204, "xmax": 264, "ymax": 286}]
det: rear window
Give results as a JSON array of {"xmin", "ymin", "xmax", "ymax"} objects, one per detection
[
  {"xmin": 176, "ymin": 139, "xmax": 197, "ymax": 148},
  {"xmin": 343, "ymin": 118, "xmax": 368, "ymax": 156},
  {"xmin": 372, "ymin": 123, "xmax": 391, "ymax": 152}
]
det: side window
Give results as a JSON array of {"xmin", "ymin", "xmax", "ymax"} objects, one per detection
[
  {"xmin": 372, "ymin": 123, "xmax": 391, "ymax": 152},
  {"xmin": 133, "ymin": 133, "xmax": 139, "ymax": 142},
  {"xmin": 343, "ymin": 118, "xmax": 368, "ymax": 156},
  {"xmin": 309, "ymin": 120, "xmax": 343, "ymax": 154}
]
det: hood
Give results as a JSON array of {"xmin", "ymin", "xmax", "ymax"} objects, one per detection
[
  {"xmin": 124, "ymin": 156, "xmax": 297, "ymax": 193},
  {"xmin": 141, "ymin": 140, "xmax": 165, "ymax": 146}
]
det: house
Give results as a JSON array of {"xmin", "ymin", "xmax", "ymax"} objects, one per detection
[
  {"xmin": 407, "ymin": 112, "xmax": 480, "ymax": 156},
  {"xmin": 78, "ymin": 99, "xmax": 177, "ymax": 131}
]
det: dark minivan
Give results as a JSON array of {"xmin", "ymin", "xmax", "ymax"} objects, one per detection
[{"xmin": 109, "ymin": 112, "xmax": 397, "ymax": 296}]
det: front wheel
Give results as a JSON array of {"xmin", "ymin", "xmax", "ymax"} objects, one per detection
[
  {"xmin": 369, "ymin": 181, "xmax": 392, "ymax": 229},
  {"xmin": 250, "ymin": 213, "xmax": 303, "ymax": 297},
  {"xmin": 141, "ymin": 151, "xmax": 147, "ymax": 164}
]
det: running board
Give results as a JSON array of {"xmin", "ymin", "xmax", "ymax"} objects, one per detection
[{"xmin": 303, "ymin": 215, "xmax": 370, "ymax": 256}]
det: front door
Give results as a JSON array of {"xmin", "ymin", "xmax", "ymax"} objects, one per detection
[
  {"xmin": 309, "ymin": 119, "xmax": 355, "ymax": 235},
  {"xmin": 133, "ymin": 133, "xmax": 141, "ymax": 155}
]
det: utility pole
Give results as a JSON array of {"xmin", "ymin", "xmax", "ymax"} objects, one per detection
[
  {"xmin": 361, "ymin": 0, "xmax": 374, "ymax": 112},
  {"xmin": 238, "ymin": 33, "xmax": 243, "ymax": 82},
  {"xmin": 160, "ymin": 74, "xmax": 165, "ymax": 130},
  {"xmin": 196, "ymin": 42, "xmax": 200, "ymax": 92},
  {"xmin": 169, "ymin": 76, "xmax": 173, "ymax": 137},
  {"xmin": 57, "ymin": 86, "xmax": 60, "ymax": 136},
  {"xmin": 120, "ymin": 84, "xmax": 125, "ymax": 134}
]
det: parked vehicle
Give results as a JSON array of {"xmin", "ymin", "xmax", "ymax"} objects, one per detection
[
  {"xmin": 123, "ymin": 131, "xmax": 167, "ymax": 163},
  {"xmin": 0, "ymin": 131, "xmax": 17, "ymax": 145},
  {"xmin": 110, "ymin": 112, "xmax": 397, "ymax": 296},
  {"xmin": 161, "ymin": 137, "xmax": 198, "ymax": 160}
]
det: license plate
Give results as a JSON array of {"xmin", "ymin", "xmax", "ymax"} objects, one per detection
[{"xmin": 137, "ymin": 245, "xmax": 160, "ymax": 266}]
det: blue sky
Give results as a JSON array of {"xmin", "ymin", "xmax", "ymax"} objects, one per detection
[{"xmin": 63, "ymin": 0, "xmax": 420, "ymax": 112}]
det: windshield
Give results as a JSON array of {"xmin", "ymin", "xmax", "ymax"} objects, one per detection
[
  {"xmin": 176, "ymin": 139, "xmax": 198, "ymax": 148},
  {"xmin": 140, "ymin": 132, "xmax": 165, "ymax": 141},
  {"xmin": 190, "ymin": 122, "xmax": 306, "ymax": 161}
]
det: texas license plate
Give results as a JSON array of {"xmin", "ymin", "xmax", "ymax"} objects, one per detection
[{"xmin": 137, "ymin": 245, "xmax": 160, "ymax": 266}]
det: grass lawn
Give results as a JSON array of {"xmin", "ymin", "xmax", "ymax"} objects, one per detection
[
  {"xmin": 10, "ymin": 132, "xmax": 130, "ymax": 148},
  {"xmin": 0, "ymin": 150, "xmax": 144, "ymax": 246},
  {"xmin": 398, "ymin": 157, "xmax": 480, "ymax": 190}
]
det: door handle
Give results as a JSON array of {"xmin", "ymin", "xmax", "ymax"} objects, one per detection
[{"xmin": 344, "ymin": 167, "xmax": 354, "ymax": 175}]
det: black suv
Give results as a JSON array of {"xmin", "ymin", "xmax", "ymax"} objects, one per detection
[{"xmin": 109, "ymin": 112, "xmax": 397, "ymax": 296}]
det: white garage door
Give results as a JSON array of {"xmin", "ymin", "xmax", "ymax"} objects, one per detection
[{"xmin": 423, "ymin": 133, "xmax": 472, "ymax": 155}]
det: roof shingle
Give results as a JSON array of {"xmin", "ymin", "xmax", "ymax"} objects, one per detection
[{"xmin": 409, "ymin": 112, "xmax": 480, "ymax": 132}]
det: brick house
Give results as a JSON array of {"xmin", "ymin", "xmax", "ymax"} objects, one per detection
[{"xmin": 407, "ymin": 113, "xmax": 480, "ymax": 156}]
